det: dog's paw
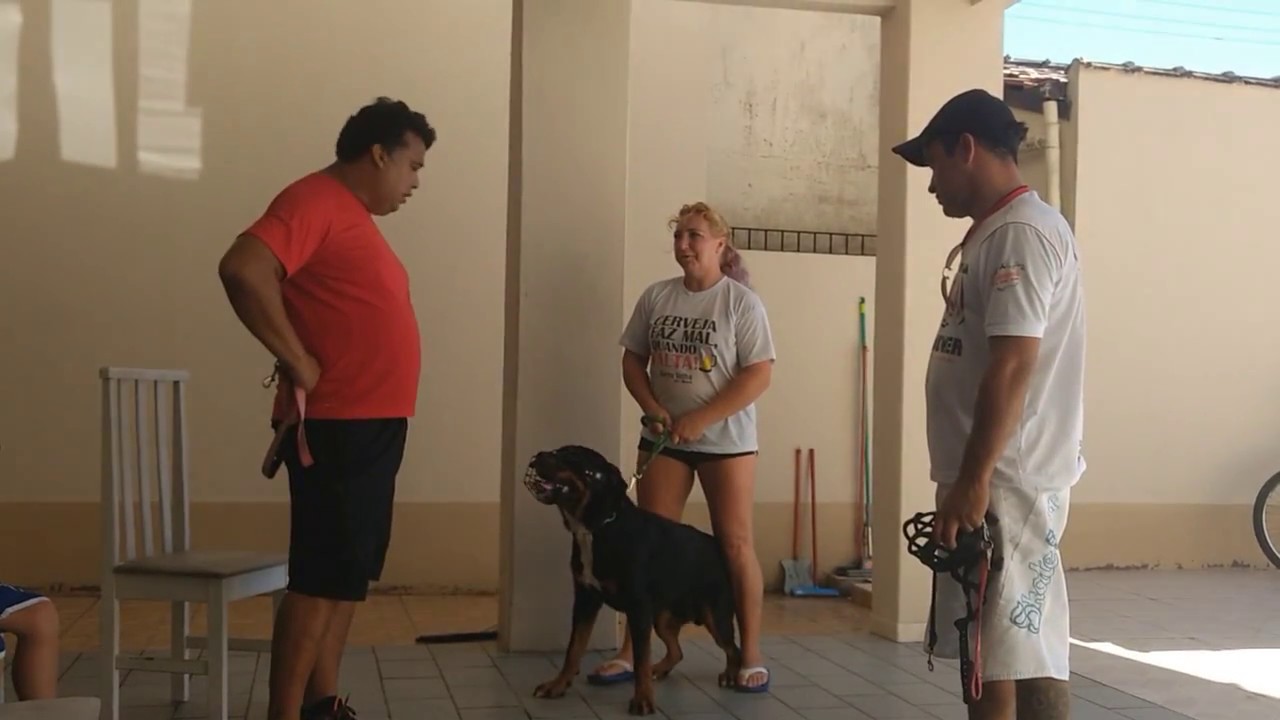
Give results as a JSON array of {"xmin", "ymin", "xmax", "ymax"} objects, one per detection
[
  {"xmin": 628, "ymin": 692, "xmax": 657, "ymax": 715},
  {"xmin": 651, "ymin": 660, "xmax": 678, "ymax": 681},
  {"xmin": 718, "ymin": 664, "xmax": 741, "ymax": 689},
  {"xmin": 533, "ymin": 676, "xmax": 572, "ymax": 699}
]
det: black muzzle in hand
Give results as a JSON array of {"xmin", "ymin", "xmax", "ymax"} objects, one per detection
[{"xmin": 902, "ymin": 511, "xmax": 999, "ymax": 706}]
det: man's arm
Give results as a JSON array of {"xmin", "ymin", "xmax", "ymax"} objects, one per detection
[
  {"xmin": 217, "ymin": 233, "xmax": 316, "ymax": 389},
  {"xmin": 959, "ymin": 221, "xmax": 1062, "ymax": 488},
  {"xmin": 954, "ymin": 335, "xmax": 1039, "ymax": 488},
  {"xmin": 935, "ymin": 222, "xmax": 1060, "ymax": 546}
]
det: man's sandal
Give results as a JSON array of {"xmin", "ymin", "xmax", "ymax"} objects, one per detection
[{"xmin": 586, "ymin": 659, "xmax": 635, "ymax": 686}]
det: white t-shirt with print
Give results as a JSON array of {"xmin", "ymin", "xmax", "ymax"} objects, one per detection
[
  {"xmin": 926, "ymin": 190, "xmax": 1086, "ymax": 490},
  {"xmin": 620, "ymin": 276, "xmax": 777, "ymax": 454}
]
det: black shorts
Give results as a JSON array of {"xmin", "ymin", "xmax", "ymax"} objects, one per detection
[
  {"xmin": 637, "ymin": 436, "xmax": 756, "ymax": 471},
  {"xmin": 277, "ymin": 418, "xmax": 407, "ymax": 602}
]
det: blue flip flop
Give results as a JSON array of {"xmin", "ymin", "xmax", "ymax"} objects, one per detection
[
  {"xmin": 734, "ymin": 666, "xmax": 770, "ymax": 693},
  {"xmin": 586, "ymin": 659, "xmax": 635, "ymax": 686}
]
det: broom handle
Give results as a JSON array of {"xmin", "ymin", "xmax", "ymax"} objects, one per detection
[
  {"xmin": 809, "ymin": 447, "xmax": 818, "ymax": 584},
  {"xmin": 792, "ymin": 447, "xmax": 801, "ymax": 559},
  {"xmin": 854, "ymin": 298, "xmax": 867, "ymax": 561},
  {"xmin": 859, "ymin": 297, "xmax": 874, "ymax": 562}
]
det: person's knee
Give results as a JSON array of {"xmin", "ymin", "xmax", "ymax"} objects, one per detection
[
  {"xmin": 9, "ymin": 600, "xmax": 59, "ymax": 641},
  {"xmin": 716, "ymin": 531, "xmax": 756, "ymax": 565},
  {"xmin": 1016, "ymin": 677, "xmax": 1070, "ymax": 719},
  {"xmin": 967, "ymin": 679, "xmax": 1016, "ymax": 720}
]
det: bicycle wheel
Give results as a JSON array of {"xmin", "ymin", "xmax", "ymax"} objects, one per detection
[{"xmin": 1251, "ymin": 470, "xmax": 1280, "ymax": 569}]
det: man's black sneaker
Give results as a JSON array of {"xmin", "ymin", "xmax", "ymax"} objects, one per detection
[{"xmin": 301, "ymin": 695, "xmax": 358, "ymax": 720}]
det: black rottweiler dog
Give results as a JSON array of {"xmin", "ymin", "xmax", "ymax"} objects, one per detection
[{"xmin": 523, "ymin": 444, "xmax": 742, "ymax": 716}]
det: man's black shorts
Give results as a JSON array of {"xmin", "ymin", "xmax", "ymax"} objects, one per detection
[{"xmin": 278, "ymin": 417, "xmax": 407, "ymax": 602}]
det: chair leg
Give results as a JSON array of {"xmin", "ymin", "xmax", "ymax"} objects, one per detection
[
  {"xmin": 170, "ymin": 600, "xmax": 190, "ymax": 703},
  {"xmin": 207, "ymin": 584, "xmax": 229, "ymax": 720},
  {"xmin": 99, "ymin": 589, "xmax": 120, "ymax": 720}
]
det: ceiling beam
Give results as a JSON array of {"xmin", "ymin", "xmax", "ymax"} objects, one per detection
[{"xmin": 671, "ymin": 0, "xmax": 897, "ymax": 17}]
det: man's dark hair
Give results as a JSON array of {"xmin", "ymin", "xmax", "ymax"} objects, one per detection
[
  {"xmin": 937, "ymin": 121, "xmax": 1028, "ymax": 164},
  {"xmin": 334, "ymin": 97, "xmax": 437, "ymax": 163}
]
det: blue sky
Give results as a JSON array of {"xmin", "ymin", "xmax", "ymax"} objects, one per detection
[{"xmin": 1004, "ymin": 0, "xmax": 1280, "ymax": 77}]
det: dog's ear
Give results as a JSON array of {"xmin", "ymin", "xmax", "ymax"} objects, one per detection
[{"xmin": 593, "ymin": 458, "xmax": 629, "ymax": 508}]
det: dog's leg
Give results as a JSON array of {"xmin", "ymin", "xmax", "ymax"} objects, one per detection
[
  {"xmin": 627, "ymin": 600, "xmax": 657, "ymax": 716},
  {"xmin": 534, "ymin": 585, "xmax": 603, "ymax": 699},
  {"xmin": 649, "ymin": 611, "xmax": 684, "ymax": 681},
  {"xmin": 703, "ymin": 599, "xmax": 742, "ymax": 688}
]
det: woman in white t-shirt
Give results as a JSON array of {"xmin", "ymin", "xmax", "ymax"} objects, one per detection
[{"xmin": 589, "ymin": 202, "xmax": 777, "ymax": 693}]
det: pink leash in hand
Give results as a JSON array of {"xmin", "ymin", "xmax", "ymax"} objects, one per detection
[
  {"xmin": 291, "ymin": 384, "xmax": 314, "ymax": 467},
  {"xmin": 260, "ymin": 368, "xmax": 314, "ymax": 478}
]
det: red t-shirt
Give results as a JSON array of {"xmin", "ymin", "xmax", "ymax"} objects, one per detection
[{"xmin": 243, "ymin": 171, "xmax": 421, "ymax": 420}]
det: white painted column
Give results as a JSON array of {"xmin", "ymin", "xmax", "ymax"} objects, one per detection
[
  {"xmin": 870, "ymin": 0, "xmax": 1007, "ymax": 642},
  {"xmin": 498, "ymin": 0, "xmax": 632, "ymax": 653}
]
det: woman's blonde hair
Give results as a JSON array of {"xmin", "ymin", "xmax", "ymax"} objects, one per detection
[{"xmin": 669, "ymin": 201, "xmax": 750, "ymax": 287}]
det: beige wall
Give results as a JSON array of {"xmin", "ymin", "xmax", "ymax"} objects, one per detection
[
  {"xmin": 0, "ymin": 0, "xmax": 879, "ymax": 593},
  {"xmin": 1054, "ymin": 63, "xmax": 1280, "ymax": 569},
  {"xmin": 623, "ymin": 0, "xmax": 876, "ymax": 581},
  {"xmin": 5, "ymin": 0, "xmax": 1270, "ymax": 597},
  {"xmin": 1013, "ymin": 104, "xmax": 1076, "ymax": 228},
  {"xmin": 0, "ymin": 0, "xmax": 513, "ymax": 586},
  {"xmin": 699, "ymin": 4, "xmax": 880, "ymax": 233}
]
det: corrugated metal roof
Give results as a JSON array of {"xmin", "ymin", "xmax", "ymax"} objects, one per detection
[{"xmin": 1004, "ymin": 57, "xmax": 1280, "ymax": 90}]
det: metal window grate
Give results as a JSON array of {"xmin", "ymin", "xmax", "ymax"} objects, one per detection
[{"xmin": 731, "ymin": 227, "xmax": 877, "ymax": 257}]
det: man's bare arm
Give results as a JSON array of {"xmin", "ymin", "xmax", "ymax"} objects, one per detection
[
  {"xmin": 955, "ymin": 335, "xmax": 1040, "ymax": 488},
  {"xmin": 217, "ymin": 234, "xmax": 314, "ymax": 387}
]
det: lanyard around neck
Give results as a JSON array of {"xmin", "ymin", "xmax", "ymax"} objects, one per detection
[{"xmin": 961, "ymin": 184, "xmax": 1030, "ymax": 246}]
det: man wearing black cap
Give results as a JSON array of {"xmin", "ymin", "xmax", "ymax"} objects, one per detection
[{"xmin": 894, "ymin": 88, "xmax": 1085, "ymax": 720}]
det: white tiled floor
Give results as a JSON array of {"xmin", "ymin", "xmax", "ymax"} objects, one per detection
[
  {"xmin": 1059, "ymin": 569, "xmax": 1280, "ymax": 720},
  {"xmin": 7, "ymin": 569, "xmax": 1280, "ymax": 719}
]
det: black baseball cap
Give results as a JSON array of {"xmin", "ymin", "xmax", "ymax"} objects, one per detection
[{"xmin": 891, "ymin": 88, "xmax": 1024, "ymax": 168}]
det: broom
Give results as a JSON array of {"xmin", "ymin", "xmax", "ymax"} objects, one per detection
[
  {"xmin": 834, "ymin": 297, "xmax": 873, "ymax": 582},
  {"xmin": 782, "ymin": 448, "xmax": 839, "ymax": 597}
]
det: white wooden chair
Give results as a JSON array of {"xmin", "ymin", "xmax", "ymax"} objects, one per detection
[{"xmin": 98, "ymin": 367, "xmax": 289, "ymax": 720}]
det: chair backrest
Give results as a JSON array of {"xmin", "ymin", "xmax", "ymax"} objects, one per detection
[{"xmin": 100, "ymin": 367, "xmax": 191, "ymax": 567}]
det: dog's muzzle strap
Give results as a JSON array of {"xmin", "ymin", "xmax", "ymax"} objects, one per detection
[{"xmin": 903, "ymin": 511, "xmax": 998, "ymax": 706}]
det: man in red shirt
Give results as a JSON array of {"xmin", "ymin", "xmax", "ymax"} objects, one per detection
[{"xmin": 217, "ymin": 97, "xmax": 435, "ymax": 720}]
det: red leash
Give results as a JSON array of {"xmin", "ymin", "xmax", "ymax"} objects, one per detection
[
  {"xmin": 291, "ymin": 384, "xmax": 314, "ymax": 467},
  {"xmin": 969, "ymin": 557, "xmax": 990, "ymax": 701},
  {"xmin": 260, "ymin": 371, "xmax": 314, "ymax": 478}
]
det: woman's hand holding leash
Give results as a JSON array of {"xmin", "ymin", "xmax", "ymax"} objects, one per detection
[
  {"xmin": 642, "ymin": 407, "xmax": 671, "ymax": 436},
  {"xmin": 670, "ymin": 411, "xmax": 711, "ymax": 445}
]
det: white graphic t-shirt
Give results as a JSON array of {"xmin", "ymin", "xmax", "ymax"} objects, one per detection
[
  {"xmin": 926, "ymin": 190, "xmax": 1087, "ymax": 490},
  {"xmin": 620, "ymin": 275, "xmax": 776, "ymax": 454}
]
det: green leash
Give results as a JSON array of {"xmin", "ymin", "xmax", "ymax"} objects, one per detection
[{"xmin": 629, "ymin": 414, "xmax": 672, "ymax": 492}]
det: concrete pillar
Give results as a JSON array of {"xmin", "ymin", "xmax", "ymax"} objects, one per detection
[
  {"xmin": 497, "ymin": 0, "xmax": 631, "ymax": 653},
  {"xmin": 870, "ymin": 0, "xmax": 1007, "ymax": 642}
]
